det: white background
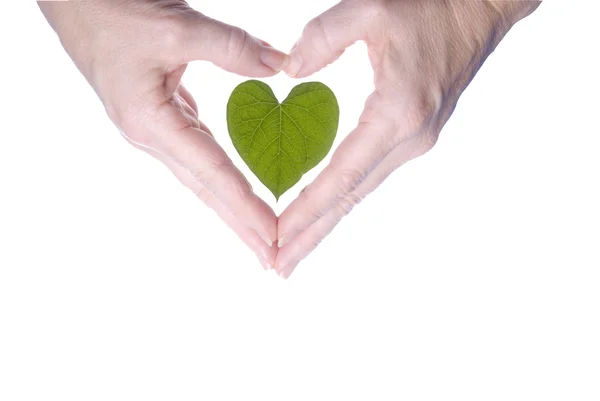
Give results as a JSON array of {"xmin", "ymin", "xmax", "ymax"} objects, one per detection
[{"xmin": 1, "ymin": 1, "xmax": 599, "ymax": 400}]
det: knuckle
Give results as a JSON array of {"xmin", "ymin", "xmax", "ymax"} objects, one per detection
[
  {"xmin": 295, "ymin": 235, "xmax": 326, "ymax": 255},
  {"xmin": 388, "ymin": 89, "xmax": 443, "ymax": 149},
  {"xmin": 304, "ymin": 16, "xmax": 325, "ymax": 39},
  {"xmin": 331, "ymin": 166, "xmax": 365, "ymax": 198},
  {"xmin": 154, "ymin": 9, "xmax": 204, "ymax": 63},
  {"xmin": 376, "ymin": 117, "xmax": 406, "ymax": 147},
  {"xmin": 336, "ymin": 193, "xmax": 364, "ymax": 216},
  {"xmin": 156, "ymin": 17, "xmax": 187, "ymax": 53},
  {"xmin": 226, "ymin": 26, "xmax": 249, "ymax": 70},
  {"xmin": 417, "ymin": 131, "xmax": 440, "ymax": 155},
  {"xmin": 346, "ymin": 193, "xmax": 364, "ymax": 207},
  {"xmin": 229, "ymin": 178, "xmax": 253, "ymax": 205},
  {"xmin": 298, "ymin": 190, "xmax": 327, "ymax": 220},
  {"xmin": 306, "ymin": 205, "xmax": 325, "ymax": 221},
  {"xmin": 304, "ymin": 16, "xmax": 334, "ymax": 55},
  {"xmin": 191, "ymin": 184, "xmax": 212, "ymax": 204},
  {"xmin": 191, "ymin": 157, "xmax": 227, "ymax": 185},
  {"xmin": 193, "ymin": 157, "xmax": 252, "ymax": 203},
  {"xmin": 406, "ymin": 93, "xmax": 438, "ymax": 130},
  {"xmin": 310, "ymin": 238, "xmax": 324, "ymax": 251},
  {"xmin": 370, "ymin": 0, "xmax": 391, "ymax": 17}
]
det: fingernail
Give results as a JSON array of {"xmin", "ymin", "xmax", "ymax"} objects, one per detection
[
  {"xmin": 257, "ymin": 231, "xmax": 273, "ymax": 247},
  {"xmin": 256, "ymin": 245, "xmax": 273, "ymax": 271},
  {"xmin": 277, "ymin": 266, "xmax": 294, "ymax": 280},
  {"xmin": 277, "ymin": 235, "xmax": 290, "ymax": 248},
  {"xmin": 260, "ymin": 46, "xmax": 289, "ymax": 72},
  {"xmin": 260, "ymin": 259, "xmax": 272, "ymax": 271},
  {"xmin": 285, "ymin": 51, "xmax": 303, "ymax": 77}
]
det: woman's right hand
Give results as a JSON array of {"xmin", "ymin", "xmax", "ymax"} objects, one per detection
[{"xmin": 39, "ymin": 0, "xmax": 289, "ymax": 270}]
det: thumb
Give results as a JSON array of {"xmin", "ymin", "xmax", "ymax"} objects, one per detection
[
  {"xmin": 179, "ymin": 14, "xmax": 289, "ymax": 77},
  {"xmin": 284, "ymin": 0, "xmax": 377, "ymax": 78}
]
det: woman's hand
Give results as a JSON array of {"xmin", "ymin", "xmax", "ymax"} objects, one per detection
[
  {"xmin": 276, "ymin": 0, "xmax": 541, "ymax": 278},
  {"xmin": 39, "ymin": 0, "xmax": 290, "ymax": 270}
]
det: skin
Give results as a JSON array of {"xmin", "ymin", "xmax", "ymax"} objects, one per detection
[
  {"xmin": 275, "ymin": 0, "xmax": 541, "ymax": 278},
  {"xmin": 39, "ymin": 0, "xmax": 540, "ymax": 279},
  {"xmin": 39, "ymin": 0, "xmax": 289, "ymax": 270}
]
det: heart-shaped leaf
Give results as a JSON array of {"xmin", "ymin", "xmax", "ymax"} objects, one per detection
[{"xmin": 227, "ymin": 80, "xmax": 339, "ymax": 200}]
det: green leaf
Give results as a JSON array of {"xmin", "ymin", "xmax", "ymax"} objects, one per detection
[{"xmin": 226, "ymin": 80, "xmax": 339, "ymax": 201}]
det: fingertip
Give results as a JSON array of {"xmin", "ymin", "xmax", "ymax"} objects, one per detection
[
  {"xmin": 278, "ymin": 266, "xmax": 295, "ymax": 280},
  {"xmin": 253, "ymin": 238, "xmax": 277, "ymax": 271},
  {"xmin": 259, "ymin": 256, "xmax": 273, "ymax": 272},
  {"xmin": 260, "ymin": 46, "xmax": 290, "ymax": 73},
  {"xmin": 277, "ymin": 208, "xmax": 302, "ymax": 246},
  {"xmin": 251, "ymin": 199, "xmax": 278, "ymax": 247},
  {"xmin": 274, "ymin": 258, "xmax": 296, "ymax": 280},
  {"xmin": 253, "ymin": 226, "xmax": 277, "ymax": 251},
  {"xmin": 284, "ymin": 50, "xmax": 303, "ymax": 78},
  {"xmin": 256, "ymin": 230, "xmax": 273, "ymax": 247},
  {"xmin": 273, "ymin": 246, "xmax": 296, "ymax": 279},
  {"xmin": 277, "ymin": 229, "xmax": 299, "ymax": 248},
  {"xmin": 277, "ymin": 235, "xmax": 290, "ymax": 248}
]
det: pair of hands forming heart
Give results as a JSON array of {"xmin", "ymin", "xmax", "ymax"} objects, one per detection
[{"xmin": 39, "ymin": 0, "xmax": 540, "ymax": 278}]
